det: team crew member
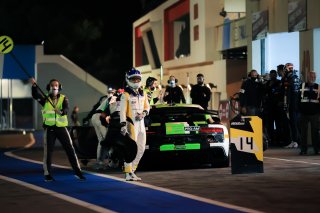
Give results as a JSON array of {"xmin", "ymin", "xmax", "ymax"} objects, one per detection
[
  {"xmin": 91, "ymin": 97, "xmax": 111, "ymax": 170},
  {"xmin": 30, "ymin": 78, "xmax": 85, "ymax": 182},
  {"xmin": 82, "ymin": 88, "xmax": 114, "ymax": 125},
  {"xmin": 163, "ymin": 75, "xmax": 186, "ymax": 104},
  {"xmin": 120, "ymin": 68, "xmax": 150, "ymax": 181},
  {"xmin": 298, "ymin": 71, "xmax": 320, "ymax": 155},
  {"xmin": 239, "ymin": 69, "xmax": 263, "ymax": 116},
  {"xmin": 99, "ymin": 88, "xmax": 124, "ymax": 168},
  {"xmin": 281, "ymin": 63, "xmax": 301, "ymax": 148},
  {"xmin": 190, "ymin": 73, "xmax": 211, "ymax": 110},
  {"xmin": 144, "ymin": 77, "xmax": 160, "ymax": 105}
]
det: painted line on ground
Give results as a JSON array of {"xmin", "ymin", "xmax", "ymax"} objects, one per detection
[{"xmin": 265, "ymin": 156, "xmax": 320, "ymax": 166}]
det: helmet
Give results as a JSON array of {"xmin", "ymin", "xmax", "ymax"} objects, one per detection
[
  {"xmin": 126, "ymin": 68, "xmax": 141, "ymax": 80},
  {"xmin": 126, "ymin": 68, "xmax": 142, "ymax": 89}
]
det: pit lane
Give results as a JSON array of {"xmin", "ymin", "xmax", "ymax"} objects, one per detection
[{"xmin": 8, "ymin": 146, "xmax": 320, "ymax": 213}]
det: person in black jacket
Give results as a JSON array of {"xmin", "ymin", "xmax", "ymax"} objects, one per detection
[
  {"xmin": 281, "ymin": 63, "xmax": 301, "ymax": 148},
  {"xmin": 263, "ymin": 70, "xmax": 282, "ymax": 146},
  {"xmin": 190, "ymin": 73, "xmax": 211, "ymax": 110},
  {"xmin": 298, "ymin": 71, "xmax": 320, "ymax": 155},
  {"xmin": 239, "ymin": 69, "xmax": 264, "ymax": 116},
  {"xmin": 163, "ymin": 75, "xmax": 186, "ymax": 104}
]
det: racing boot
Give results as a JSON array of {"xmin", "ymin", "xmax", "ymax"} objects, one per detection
[
  {"xmin": 125, "ymin": 173, "xmax": 141, "ymax": 181},
  {"xmin": 131, "ymin": 172, "xmax": 142, "ymax": 181}
]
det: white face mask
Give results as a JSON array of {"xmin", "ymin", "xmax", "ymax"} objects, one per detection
[
  {"xmin": 50, "ymin": 87, "xmax": 59, "ymax": 96},
  {"xmin": 128, "ymin": 81, "xmax": 141, "ymax": 89},
  {"xmin": 169, "ymin": 80, "xmax": 176, "ymax": 87}
]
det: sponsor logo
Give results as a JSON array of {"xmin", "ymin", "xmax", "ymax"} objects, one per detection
[{"xmin": 184, "ymin": 126, "xmax": 200, "ymax": 131}]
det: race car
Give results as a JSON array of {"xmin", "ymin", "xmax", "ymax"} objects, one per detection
[{"xmin": 140, "ymin": 104, "xmax": 230, "ymax": 168}]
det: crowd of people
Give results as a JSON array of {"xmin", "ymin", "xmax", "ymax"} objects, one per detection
[
  {"xmin": 239, "ymin": 63, "xmax": 319, "ymax": 155},
  {"xmin": 30, "ymin": 64, "xmax": 319, "ymax": 182}
]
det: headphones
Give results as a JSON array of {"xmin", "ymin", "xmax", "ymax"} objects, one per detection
[
  {"xmin": 167, "ymin": 76, "xmax": 178, "ymax": 84},
  {"xmin": 46, "ymin": 79, "xmax": 62, "ymax": 91}
]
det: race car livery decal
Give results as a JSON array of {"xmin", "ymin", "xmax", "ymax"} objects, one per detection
[
  {"xmin": 184, "ymin": 126, "xmax": 200, "ymax": 131},
  {"xmin": 166, "ymin": 122, "xmax": 189, "ymax": 135},
  {"xmin": 160, "ymin": 143, "xmax": 200, "ymax": 151}
]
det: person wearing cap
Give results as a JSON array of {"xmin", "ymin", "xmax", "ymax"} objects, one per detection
[
  {"xmin": 190, "ymin": 73, "xmax": 212, "ymax": 110},
  {"xmin": 119, "ymin": 68, "xmax": 150, "ymax": 181}
]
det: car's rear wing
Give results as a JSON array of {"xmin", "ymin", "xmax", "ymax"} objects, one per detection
[{"xmin": 205, "ymin": 110, "xmax": 220, "ymax": 123}]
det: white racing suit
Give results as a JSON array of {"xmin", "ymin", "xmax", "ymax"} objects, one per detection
[{"xmin": 120, "ymin": 87, "xmax": 150, "ymax": 173}]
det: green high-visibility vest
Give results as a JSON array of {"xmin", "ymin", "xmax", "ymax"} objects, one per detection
[
  {"xmin": 144, "ymin": 88, "xmax": 154, "ymax": 105},
  {"xmin": 42, "ymin": 94, "xmax": 68, "ymax": 127}
]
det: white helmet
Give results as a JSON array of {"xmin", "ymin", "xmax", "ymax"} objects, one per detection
[{"xmin": 126, "ymin": 68, "xmax": 142, "ymax": 89}]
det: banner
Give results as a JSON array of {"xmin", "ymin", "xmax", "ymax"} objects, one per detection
[
  {"xmin": 288, "ymin": 0, "xmax": 307, "ymax": 32},
  {"xmin": 2, "ymin": 45, "xmax": 35, "ymax": 80}
]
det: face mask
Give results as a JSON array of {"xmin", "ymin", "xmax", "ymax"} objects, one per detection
[
  {"xmin": 150, "ymin": 86, "xmax": 155, "ymax": 91},
  {"xmin": 170, "ymin": 80, "xmax": 175, "ymax": 87},
  {"xmin": 197, "ymin": 80, "xmax": 204, "ymax": 85},
  {"xmin": 251, "ymin": 77, "xmax": 257, "ymax": 81},
  {"xmin": 128, "ymin": 81, "xmax": 141, "ymax": 89},
  {"xmin": 197, "ymin": 77, "xmax": 204, "ymax": 85},
  {"xmin": 49, "ymin": 87, "xmax": 59, "ymax": 96}
]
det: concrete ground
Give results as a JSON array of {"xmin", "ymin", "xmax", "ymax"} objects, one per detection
[{"xmin": 1, "ymin": 146, "xmax": 319, "ymax": 213}]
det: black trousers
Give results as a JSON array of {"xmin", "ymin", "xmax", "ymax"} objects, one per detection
[
  {"xmin": 300, "ymin": 113, "xmax": 320, "ymax": 153},
  {"xmin": 43, "ymin": 126, "xmax": 81, "ymax": 175}
]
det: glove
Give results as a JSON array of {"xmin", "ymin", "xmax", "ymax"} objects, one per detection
[
  {"xmin": 120, "ymin": 122, "xmax": 127, "ymax": 135},
  {"xmin": 135, "ymin": 111, "xmax": 147, "ymax": 121},
  {"xmin": 54, "ymin": 108, "xmax": 62, "ymax": 115},
  {"xmin": 135, "ymin": 113, "xmax": 143, "ymax": 121}
]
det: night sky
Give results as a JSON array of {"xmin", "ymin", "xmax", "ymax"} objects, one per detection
[{"xmin": 0, "ymin": 0, "xmax": 166, "ymax": 89}]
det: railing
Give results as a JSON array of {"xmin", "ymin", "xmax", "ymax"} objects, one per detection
[{"xmin": 215, "ymin": 17, "xmax": 247, "ymax": 51}]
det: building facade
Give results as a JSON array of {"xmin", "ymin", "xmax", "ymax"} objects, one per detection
[{"xmin": 132, "ymin": 0, "xmax": 320, "ymax": 116}]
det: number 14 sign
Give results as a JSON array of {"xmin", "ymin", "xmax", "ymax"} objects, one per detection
[{"xmin": 230, "ymin": 115, "xmax": 263, "ymax": 174}]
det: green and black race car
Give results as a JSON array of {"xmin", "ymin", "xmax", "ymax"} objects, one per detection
[{"xmin": 141, "ymin": 104, "xmax": 230, "ymax": 168}]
